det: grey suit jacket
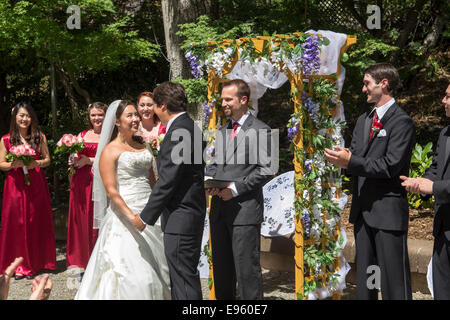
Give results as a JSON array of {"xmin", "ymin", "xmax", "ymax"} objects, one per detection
[
  {"xmin": 347, "ymin": 103, "xmax": 416, "ymax": 231},
  {"xmin": 206, "ymin": 114, "xmax": 274, "ymax": 225},
  {"xmin": 423, "ymin": 125, "xmax": 450, "ymax": 239}
]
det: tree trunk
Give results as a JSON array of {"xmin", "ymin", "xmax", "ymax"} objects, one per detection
[
  {"xmin": 66, "ymin": 69, "xmax": 91, "ymax": 106},
  {"xmin": 420, "ymin": 13, "xmax": 445, "ymax": 55},
  {"xmin": 0, "ymin": 71, "xmax": 9, "ymax": 136},
  {"xmin": 57, "ymin": 68, "xmax": 80, "ymax": 121},
  {"xmin": 161, "ymin": 0, "xmax": 215, "ymax": 80},
  {"xmin": 161, "ymin": 0, "xmax": 214, "ymax": 123}
]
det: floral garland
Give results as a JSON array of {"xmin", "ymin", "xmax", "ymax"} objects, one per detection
[
  {"xmin": 184, "ymin": 33, "xmax": 347, "ymax": 300},
  {"xmin": 290, "ymin": 79, "xmax": 347, "ymax": 298}
]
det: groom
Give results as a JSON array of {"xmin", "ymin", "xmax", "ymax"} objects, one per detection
[{"xmin": 132, "ymin": 81, "xmax": 206, "ymax": 300}]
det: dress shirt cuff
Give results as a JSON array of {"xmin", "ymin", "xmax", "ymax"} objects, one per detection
[
  {"xmin": 229, "ymin": 182, "xmax": 238, "ymax": 197},
  {"xmin": 139, "ymin": 215, "xmax": 147, "ymax": 226}
]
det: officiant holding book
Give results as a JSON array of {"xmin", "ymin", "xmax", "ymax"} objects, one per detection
[{"xmin": 205, "ymin": 79, "xmax": 274, "ymax": 300}]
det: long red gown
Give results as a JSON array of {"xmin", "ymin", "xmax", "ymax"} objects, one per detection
[
  {"xmin": 65, "ymin": 130, "xmax": 99, "ymax": 269},
  {"xmin": 0, "ymin": 134, "xmax": 56, "ymax": 276}
]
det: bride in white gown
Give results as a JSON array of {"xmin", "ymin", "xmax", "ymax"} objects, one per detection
[{"xmin": 75, "ymin": 100, "xmax": 170, "ymax": 300}]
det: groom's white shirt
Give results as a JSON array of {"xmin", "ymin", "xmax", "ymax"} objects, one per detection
[
  {"xmin": 139, "ymin": 111, "xmax": 186, "ymax": 226},
  {"xmin": 166, "ymin": 111, "xmax": 186, "ymax": 132}
]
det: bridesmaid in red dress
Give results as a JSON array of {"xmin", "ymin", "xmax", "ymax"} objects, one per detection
[
  {"xmin": 136, "ymin": 91, "xmax": 166, "ymax": 144},
  {"xmin": 0, "ymin": 102, "xmax": 56, "ymax": 280},
  {"xmin": 66, "ymin": 102, "xmax": 107, "ymax": 270}
]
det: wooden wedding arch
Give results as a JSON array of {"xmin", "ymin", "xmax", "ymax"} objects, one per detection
[{"xmin": 204, "ymin": 33, "xmax": 356, "ymax": 300}]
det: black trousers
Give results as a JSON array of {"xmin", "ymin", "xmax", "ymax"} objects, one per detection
[
  {"xmin": 210, "ymin": 217, "xmax": 263, "ymax": 300},
  {"xmin": 432, "ymin": 232, "xmax": 450, "ymax": 299},
  {"xmin": 164, "ymin": 232, "xmax": 203, "ymax": 300},
  {"xmin": 354, "ymin": 216, "xmax": 412, "ymax": 300}
]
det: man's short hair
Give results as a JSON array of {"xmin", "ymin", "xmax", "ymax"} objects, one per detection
[
  {"xmin": 364, "ymin": 63, "xmax": 401, "ymax": 95},
  {"xmin": 222, "ymin": 79, "xmax": 251, "ymax": 102},
  {"xmin": 152, "ymin": 81, "xmax": 187, "ymax": 113}
]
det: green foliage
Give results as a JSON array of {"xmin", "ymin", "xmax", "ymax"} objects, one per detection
[
  {"xmin": 408, "ymin": 142, "xmax": 434, "ymax": 209},
  {"xmin": 173, "ymin": 78, "xmax": 208, "ymax": 104},
  {"xmin": 0, "ymin": 1, "xmax": 160, "ymax": 72},
  {"xmin": 346, "ymin": 35, "xmax": 398, "ymax": 73}
]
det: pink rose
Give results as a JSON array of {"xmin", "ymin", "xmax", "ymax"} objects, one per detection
[
  {"xmin": 62, "ymin": 134, "xmax": 74, "ymax": 147},
  {"xmin": 9, "ymin": 145, "xmax": 17, "ymax": 154},
  {"xmin": 57, "ymin": 138, "xmax": 63, "ymax": 147},
  {"xmin": 16, "ymin": 145, "xmax": 26, "ymax": 156},
  {"xmin": 71, "ymin": 135, "xmax": 79, "ymax": 145},
  {"xmin": 24, "ymin": 145, "xmax": 35, "ymax": 156}
]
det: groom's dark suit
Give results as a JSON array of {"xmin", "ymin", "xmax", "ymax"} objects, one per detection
[
  {"xmin": 422, "ymin": 125, "xmax": 450, "ymax": 299},
  {"xmin": 140, "ymin": 112, "xmax": 206, "ymax": 300},
  {"xmin": 206, "ymin": 113, "xmax": 273, "ymax": 300},
  {"xmin": 347, "ymin": 102, "xmax": 415, "ymax": 300}
]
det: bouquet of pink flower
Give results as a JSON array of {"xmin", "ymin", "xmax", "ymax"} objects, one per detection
[
  {"xmin": 6, "ymin": 144, "xmax": 36, "ymax": 186},
  {"xmin": 54, "ymin": 134, "xmax": 85, "ymax": 175},
  {"xmin": 145, "ymin": 133, "xmax": 165, "ymax": 157}
]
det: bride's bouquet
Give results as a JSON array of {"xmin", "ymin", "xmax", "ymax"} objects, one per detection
[
  {"xmin": 146, "ymin": 133, "xmax": 165, "ymax": 157},
  {"xmin": 6, "ymin": 144, "xmax": 36, "ymax": 186},
  {"xmin": 54, "ymin": 134, "xmax": 85, "ymax": 175}
]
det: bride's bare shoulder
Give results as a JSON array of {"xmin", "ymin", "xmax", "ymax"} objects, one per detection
[{"xmin": 100, "ymin": 141, "xmax": 123, "ymax": 161}]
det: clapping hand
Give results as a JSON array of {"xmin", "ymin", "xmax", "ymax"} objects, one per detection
[
  {"xmin": 324, "ymin": 146, "xmax": 351, "ymax": 169},
  {"xmin": 0, "ymin": 257, "xmax": 24, "ymax": 300},
  {"xmin": 400, "ymin": 176, "xmax": 434, "ymax": 195},
  {"xmin": 29, "ymin": 274, "xmax": 52, "ymax": 300}
]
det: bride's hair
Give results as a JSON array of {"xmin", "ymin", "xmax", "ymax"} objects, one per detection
[{"xmin": 111, "ymin": 100, "xmax": 144, "ymax": 144}]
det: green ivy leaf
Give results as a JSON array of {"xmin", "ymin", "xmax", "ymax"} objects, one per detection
[{"xmin": 341, "ymin": 53, "xmax": 349, "ymax": 63}]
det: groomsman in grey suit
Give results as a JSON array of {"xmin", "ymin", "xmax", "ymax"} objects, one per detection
[
  {"xmin": 205, "ymin": 79, "xmax": 274, "ymax": 300},
  {"xmin": 401, "ymin": 84, "xmax": 450, "ymax": 299},
  {"xmin": 324, "ymin": 63, "xmax": 415, "ymax": 299}
]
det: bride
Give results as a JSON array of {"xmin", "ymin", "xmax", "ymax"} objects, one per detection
[{"xmin": 75, "ymin": 100, "xmax": 170, "ymax": 300}]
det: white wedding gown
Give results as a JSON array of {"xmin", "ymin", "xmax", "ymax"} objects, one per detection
[{"xmin": 75, "ymin": 150, "xmax": 171, "ymax": 300}]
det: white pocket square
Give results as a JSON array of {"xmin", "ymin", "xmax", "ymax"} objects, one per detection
[{"xmin": 377, "ymin": 129, "xmax": 387, "ymax": 137}]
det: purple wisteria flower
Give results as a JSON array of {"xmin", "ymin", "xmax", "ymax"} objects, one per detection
[
  {"xmin": 301, "ymin": 94, "xmax": 316, "ymax": 114},
  {"xmin": 203, "ymin": 102, "xmax": 213, "ymax": 125},
  {"xmin": 287, "ymin": 116, "xmax": 299, "ymax": 142},
  {"xmin": 302, "ymin": 35, "xmax": 320, "ymax": 76},
  {"xmin": 304, "ymin": 159, "xmax": 313, "ymax": 172},
  {"xmin": 185, "ymin": 51, "xmax": 202, "ymax": 79},
  {"xmin": 301, "ymin": 208, "xmax": 311, "ymax": 236}
]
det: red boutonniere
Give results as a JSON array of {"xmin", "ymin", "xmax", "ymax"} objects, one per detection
[{"xmin": 372, "ymin": 121, "xmax": 383, "ymax": 134}]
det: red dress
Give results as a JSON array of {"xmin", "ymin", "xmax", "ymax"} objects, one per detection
[
  {"xmin": 66, "ymin": 130, "xmax": 99, "ymax": 269},
  {"xmin": 0, "ymin": 134, "xmax": 56, "ymax": 276}
]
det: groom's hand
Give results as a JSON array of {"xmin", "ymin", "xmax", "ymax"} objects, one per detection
[{"xmin": 132, "ymin": 213, "xmax": 146, "ymax": 232}]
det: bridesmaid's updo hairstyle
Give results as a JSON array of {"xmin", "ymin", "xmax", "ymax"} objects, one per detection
[
  {"xmin": 111, "ymin": 100, "xmax": 144, "ymax": 144},
  {"xmin": 9, "ymin": 102, "xmax": 42, "ymax": 149},
  {"xmin": 87, "ymin": 102, "xmax": 108, "ymax": 129}
]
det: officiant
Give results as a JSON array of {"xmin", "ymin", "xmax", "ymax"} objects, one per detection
[{"xmin": 205, "ymin": 79, "xmax": 274, "ymax": 300}]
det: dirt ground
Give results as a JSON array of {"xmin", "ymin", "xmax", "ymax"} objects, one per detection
[{"xmin": 340, "ymin": 194, "xmax": 434, "ymax": 240}]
